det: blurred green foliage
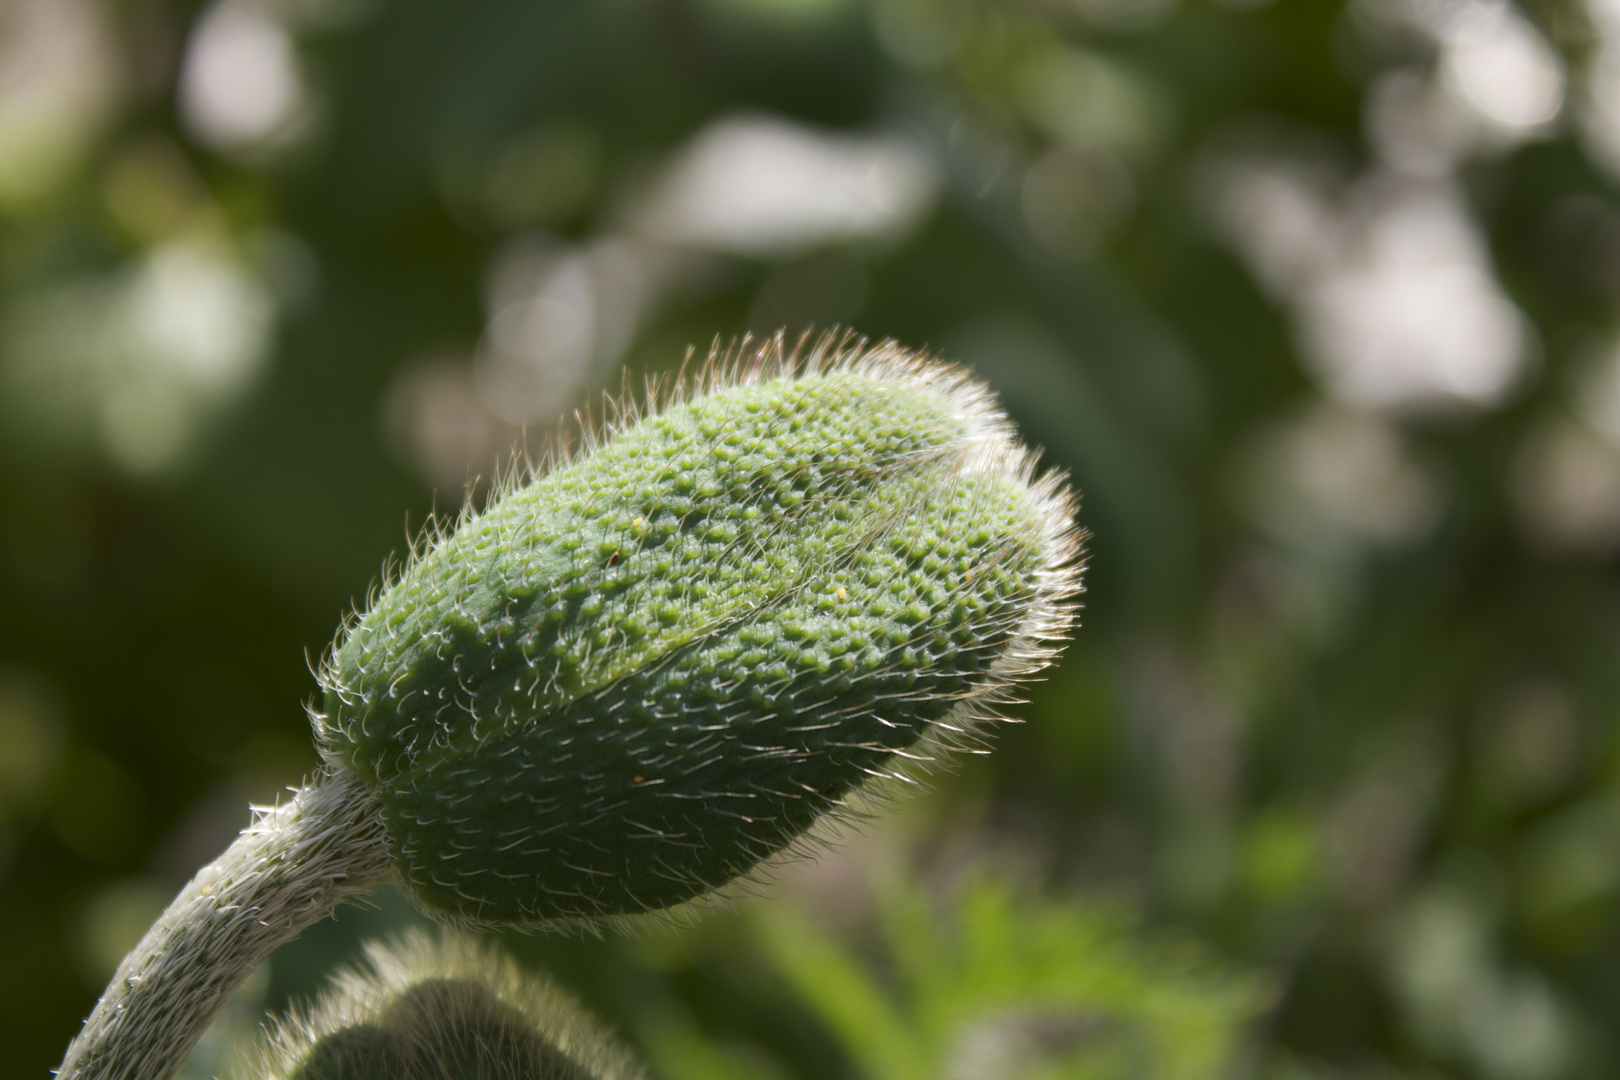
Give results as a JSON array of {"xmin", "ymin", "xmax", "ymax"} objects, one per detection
[
  {"xmin": 739, "ymin": 876, "xmax": 1271, "ymax": 1080},
  {"xmin": 6, "ymin": 0, "xmax": 1620, "ymax": 1077}
]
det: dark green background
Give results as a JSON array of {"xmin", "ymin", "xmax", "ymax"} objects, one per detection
[{"xmin": 4, "ymin": 0, "xmax": 1620, "ymax": 1077}]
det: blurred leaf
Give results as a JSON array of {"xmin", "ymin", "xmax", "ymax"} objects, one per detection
[{"xmin": 754, "ymin": 876, "xmax": 1271, "ymax": 1080}]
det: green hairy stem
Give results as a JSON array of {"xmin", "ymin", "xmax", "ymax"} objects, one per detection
[
  {"xmin": 56, "ymin": 335, "xmax": 1082, "ymax": 1080},
  {"xmin": 56, "ymin": 770, "xmax": 394, "ymax": 1080}
]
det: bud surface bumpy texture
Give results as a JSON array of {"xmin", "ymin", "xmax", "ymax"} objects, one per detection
[{"xmin": 319, "ymin": 339, "xmax": 1080, "ymax": 928}]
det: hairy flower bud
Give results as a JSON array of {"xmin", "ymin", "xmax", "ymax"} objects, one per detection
[
  {"xmin": 55, "ymin": 336, "xmax": 1079, "ymax": 1080},
  {"xmin": 245, "ymin": 932, "xmax": 645, "ymax": 1080},
  {"xmin": 317, "ymin": 336, "xmax": 1081, "ymax": 928}
]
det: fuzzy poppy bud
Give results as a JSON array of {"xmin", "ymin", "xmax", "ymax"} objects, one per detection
[
  {"xmin": 317, "ymin": 337, "xmax": 1081, "ymax": 928},
  {"xmin": 56, "ymin": 336, "xmax": 1080, "ymax": 1080},
  {"xmin": 245, "ymin": 932, "xmax": 646, "ymax": 1080}
]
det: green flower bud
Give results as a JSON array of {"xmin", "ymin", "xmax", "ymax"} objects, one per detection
[
  {"xmin": 315, "ymin": 338, "xmax": 1075, "ymax": 932},
  {"xmin": 317, "ymin": 337, "xmax": 1081, "ymax": 929},
  {"xmin": 55, "ymin": 336, "xmax": 1080, "ymax": 1080},
  {"xmin": 245, "ymin": 931, "xmax": 645, "ymax": 1080}
]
